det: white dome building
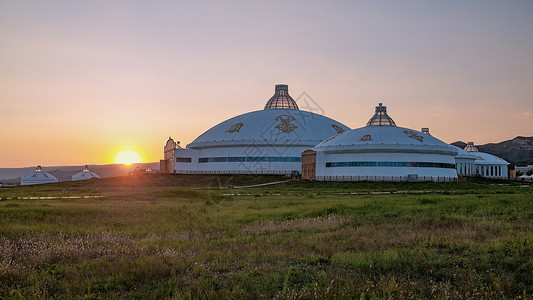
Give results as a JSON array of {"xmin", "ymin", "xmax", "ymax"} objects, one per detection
[
  {"xmin": 308, "ymin": 104, "xmax": 459, "ymax": 182},
  {"xmin": 164, "ymin": 84, "xmax": 350, "ymax": 175},
  {"xmin": 21, "ymin": 166, "xmax": 59, "ymax": 185},
  {"xmin": 464, "ymin": 142, "xmax": 509, "ymax": 179},
  {"xmin": 72, "ymin": 165, "xmax": 100, "ymax": 181}
]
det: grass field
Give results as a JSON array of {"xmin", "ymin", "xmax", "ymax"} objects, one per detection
[{"xmin": 1, "ymin": 175, "xmax": 532, "ymax": 299}]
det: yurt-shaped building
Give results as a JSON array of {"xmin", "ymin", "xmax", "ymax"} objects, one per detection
[
  {"xmin": 464, "ymin": 142, "xmax": 509, "ymax": 179},
  {"xmin": 309, "ymin": 103, "xmax": 458, "ymax": 182},
  {"xmin": 21, "ymin": 166, "xmax": 59, "ymax": 185},
  {"xmin": 167, "ymin": 84, "xmax": 350, "ymax": 175},
  {"xmin": 72, "ymin": 165, "xmax": 100, "ymax": 181}
]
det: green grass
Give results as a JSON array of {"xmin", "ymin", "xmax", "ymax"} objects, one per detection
[{"xmin": 0, "ymin": 175, "xmax": 532, "ymax": 299}]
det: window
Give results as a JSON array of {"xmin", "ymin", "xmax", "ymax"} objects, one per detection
[
  {"xmin": 176, "ymin": 157, "xmax": 192, "ymax": 163},
  {"xmin": 326, "ymin": 161, "xmax": 455, "ymax": 169},
  {"xmin": 198, "ymin": 156, "xmax": 302, "ymax": 163}
]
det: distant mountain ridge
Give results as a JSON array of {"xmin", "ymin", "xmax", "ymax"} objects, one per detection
[
  {"xmin": 0, "ymin": 162, "xmax": 159, "ymax": 184},
  {"xmin": 451, "ymin": 136, "xmax": 533, "ymax": 166}
]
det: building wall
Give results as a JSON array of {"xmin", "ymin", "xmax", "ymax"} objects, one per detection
[
  {"xmin": 475, "ymin": 163, "xmax": 508, "ymax": 179},
  {"xmin": 174, "ymin": 148, "xmax": 200, "ymax": 173},
  {"xmin": 173, "ymin": 145, "xmax": 306, "ymax": 175},
  {"xmin": 315, "ymin": 152, "xmax": 457, "ymax": 181},
  {"xmin": 301, "ymin": 150, "xmax": 316, "ymax": 180},
  {"xmin": 455, "ymin": 158, "xmax": 476, "ymax": 176}
]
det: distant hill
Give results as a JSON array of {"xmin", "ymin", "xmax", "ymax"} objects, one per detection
[
  {"xmin": 451, "ymin": 136, "xmax": 533, "ymax": 166},
  {"xmin": 0, "ymin": 162, "xmax": 159, "ymax": 184}
]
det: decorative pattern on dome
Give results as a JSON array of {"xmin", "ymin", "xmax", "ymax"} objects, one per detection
[
  {"xmin": 274, "ymin": 115, "xmax": 297, "ymax": 133},
  {"xmin": 226, "ymin": 122, "xmax": 243, "ymax": 133},
  {"xmin": 359, "ymin": 134, "xmax": 372, "ymax": 142},
  {"xmin": 366, "ymin": 103, "xmax": 396, "ymax": 126},
  {"xmin": 465, "ymin": 142, "xmax": 479, "ymax": 152},
  {"xmin": 264, "ymin": 84, "xmax": 299, "ymax": 110},
  {"xmin": 403, "ymin": 130, "xmax": 424, "ymax": 142},
  {"xmin": 332, "ymin": 124, "xmax": 345, "ymax": 133}
]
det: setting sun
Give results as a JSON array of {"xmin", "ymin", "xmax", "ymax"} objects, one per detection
[{"xmin": 114, "ymin": 150, "xmax": 142, "ymax": 165}]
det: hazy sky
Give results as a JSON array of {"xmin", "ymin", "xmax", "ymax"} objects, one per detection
[{"xmin": 1, "ymin": 0, "xmax": 532, "ymax": 167}]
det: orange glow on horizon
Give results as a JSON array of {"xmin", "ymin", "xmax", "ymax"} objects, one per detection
[{"xmin": 114, "ymin": 150, "xmax": 142, "ymax": 165}]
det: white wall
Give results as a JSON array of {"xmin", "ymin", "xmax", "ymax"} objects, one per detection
[
  {"xmin": 174, "ymin": 145, "xmax": 308, "ymax": 175},
  {"xmin": 316, "ymin": 151, "xmax": 457, "ymax": 180}
]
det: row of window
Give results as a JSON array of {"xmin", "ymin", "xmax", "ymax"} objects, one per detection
[
  {"xmin": 199, "ymin": 157, "xmax": 302, "ymax": 163},
  {"xmin": 325, "ymin": 161, "xmax": 456, "ymax": 169}
]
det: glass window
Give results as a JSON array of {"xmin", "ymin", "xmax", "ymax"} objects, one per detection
[
  {"xmin": 326, "ymin": 161, "xmax": 455, "ymax": 169},
  {"xmin": 176, "ymin": 157, "xmax": 192, "ymax": 163},
  {"xmin": 198, "ymin": 156, "xmax": 302, "ymax": 163}
]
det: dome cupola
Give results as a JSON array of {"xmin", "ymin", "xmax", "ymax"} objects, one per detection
[
  {"xmin": 366, "ymin": 103, "xmax": 396, "ymax": 126},
  {"xmin": 464, "ymin": 142, "xmax": 479, "ymax": 152},
  {"xmin": 264, "ymin": 84, "xmax": 299, "ymax": 110}
]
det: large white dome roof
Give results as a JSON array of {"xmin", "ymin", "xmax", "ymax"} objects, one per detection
[
  {"xmin": 316, "ymin": 126, "xmax": 458, "ymax": 155},
  {"xmin": 315, "ymin": 103, "xmax": 457, "ymax": 156},
  {"xmin": 188, "ymin": 109, "xmax": 350, "ymax": 149},
  {"xmin": 187, "ymin": 84, "xmax": 350, "ymax": 149}
]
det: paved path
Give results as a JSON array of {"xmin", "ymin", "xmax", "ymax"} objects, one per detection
[{"xmin": 231, "ymin": 180, "xmax": 291, "ymax": 189}]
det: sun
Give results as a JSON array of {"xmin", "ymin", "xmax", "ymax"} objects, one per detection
[{"xmin": 114, "ymin": 150, "xmax": 142, "ymax": 165}]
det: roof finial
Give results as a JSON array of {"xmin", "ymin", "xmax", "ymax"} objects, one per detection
[
  {"xmin": 264, "ymin": 84, "xmax": 299, "ymax": 110},
  {"xmin": 367, "ymin": 103, "xmax": 396, "ymax": 126},
  {"xmin": 465, "ymin": 142, "xmax": 478, "ymax": 152}
]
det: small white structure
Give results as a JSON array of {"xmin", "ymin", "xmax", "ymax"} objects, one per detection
[
  {"xmin": 465, "ymin": 142, "xmax": 509, "ymax": 179},
  {"xmin": 311, "ymin": 104, "xmax": 458, "ymax": 182},
  {"xmin": 21, "ymin": 166, "xmax": 59, "ymax": 185},
  {"xmin": 516, "ymin": 165, "xmax": 533, "ymax": 173},
  {"xmin": 72, "ymin": 165, "xmax": 100, "ymax": 181},
  {"xmin": 518, "ymin": 174, "xmax": 533, "ymax": 181}
]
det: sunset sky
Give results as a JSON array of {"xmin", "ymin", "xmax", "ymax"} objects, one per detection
[{"xmin": 1, "ymin": 1, "xmax": 532, "ymax": 168}]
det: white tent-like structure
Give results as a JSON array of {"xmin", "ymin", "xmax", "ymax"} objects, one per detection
[
  {"xmin": 518, "ymin": 174, "xmax": 533, "ymax": 181},
  {"xmin": 166, "ymin": 84, "xmax": 350, "ymax": 175},
  {"xmin": 21, "ymin": 166, "xmax": 59, "ymax": 185},
  {"xmin": 464, "ymin": 142, "xmax": 509, "ymax": 179},
  {"xmin": 72, "ymin": 165, "xmax": 100, "ymax": 181},
  {"xmin": 311, "ymin": 104, "xmax": 459, "ymax": 182}
]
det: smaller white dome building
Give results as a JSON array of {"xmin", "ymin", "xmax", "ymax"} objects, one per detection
[
  {"xmin": 21, "ymin": 166, "xmax": 59, "ymax": 185},
  {"xmin": 465, "ymin": 142, "xmax": 509, "ymax": 179},
  {"xmin": 310, "ymin": 104, "xmax": 459, "ymax": 182},
  {"xmin": 72, "ymin": 165, "xmax": 100, "ymax": 181}
]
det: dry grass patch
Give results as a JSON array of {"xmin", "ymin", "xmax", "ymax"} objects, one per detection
[{"xmin": 241, "ymin": 214, "xmax": 347, "ymax": 235}]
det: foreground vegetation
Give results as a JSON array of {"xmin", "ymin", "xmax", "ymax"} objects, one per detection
[{"xmin": 1, "ymin": 175, "xmax": 532, "ymax": 299}]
